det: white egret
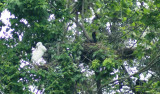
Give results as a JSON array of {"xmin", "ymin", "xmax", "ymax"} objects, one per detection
[{"xmin": 31, "ymin": 42, "xmax": 47, "ymax": 65}]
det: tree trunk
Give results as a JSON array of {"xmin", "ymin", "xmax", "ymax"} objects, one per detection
[{"xmin": 95, "ymin": 72, "xmax": 102, "ymax": 94}]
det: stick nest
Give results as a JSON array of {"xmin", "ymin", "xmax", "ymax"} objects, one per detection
[{"xmin": 117, "ymin": 48, "xmax": 135, "ymax": 59}]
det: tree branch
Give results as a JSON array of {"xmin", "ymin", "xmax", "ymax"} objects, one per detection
[
  {"xmin": 71, "ymin": 18, "xmax": 92, "ymax": 42},
  {"xmin": 101, "ymin": 53, "xmax": 160, "ymax": 88}
]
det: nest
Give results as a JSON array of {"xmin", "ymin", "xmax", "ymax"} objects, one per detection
[
  {"xmin": 80, "ymin": 43, "xmax": 105, "ymax": 64},
  {"xmin": 37, "ymin": 64, "xmax": 49, "ymax": 70},
  {"xmin": 117, "ymin": 47, "xmax": 135, "ymax": 59},
  {"xmin": 82, "ymin": 43, "xmax": 99, "ymax": 52}
]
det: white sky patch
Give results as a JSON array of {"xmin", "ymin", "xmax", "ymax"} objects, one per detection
[
  {"xmin": 20, "ymin": 18, "xmax": 28, "ymax": 25},
  {"xmin": 20, "ymin": 59, "xmax": 30, "ymax": 68},
  {"xmin": 136, "ymin": 1, "xmax": 149, "ymax": 9},
  {"xmin": 0, "ymin": 9, "xmax": 15, "ymax": 26},
  {"xmin": 124, "ymin": 61, "xmax": 138, "ymax": 75},
  {"xmin": 79, "ymin": 63, "xmax": 94, "ymax": 77},
  {"xmin": 48, "ymin": 14, "xmax": 55, "ymax": 21},
  {"xmin": 106, "ymin": 22, "xmax": 111, "ymax": 34},
  {"xmin": 85, "ymin": 7, "xmax": 95, "ymax": 23},
  {"xmin": 68, "ymin": 22, "xmax": 76, "ymax": 31},
  {"xmin": 140, "ymin": 73, "xmax": 152, "ymax": 81},
  {"xmin": 29, "ymin": 85, "xmax": 44, "ymax": 94},
  {"xmin": 124, "ymin": 39, "xmax": 137, "ymax": 48},
  {"xmin": 18, "ymin": 32, "xmax": 23, "ymax": 41},
  {"xmin": 136, "ymin": 2, "xmax": 141, "ymax": 7},
  {"xmin": 0, "ymin": 26, "xmax": 13, "ymax": 38},
  {"xmin": 0, "ymin": 9, "xmax": 15, "ymax": 38}
]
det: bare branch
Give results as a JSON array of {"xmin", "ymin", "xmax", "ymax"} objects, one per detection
[{"xmin": 71, "ymin": 18, "xmax": 92, "ymax": 42}]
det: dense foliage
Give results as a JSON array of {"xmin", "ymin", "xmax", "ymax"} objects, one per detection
[{"xmin": 1, "ymin": 0, "xmax": 160, "ymax": 93}]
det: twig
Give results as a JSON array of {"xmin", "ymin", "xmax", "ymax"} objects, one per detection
[
  {"xmin": 130, "ymin": 26, "xmax": 148, "ymax": 49},
  {"xmin": 82, "ymin": 55, "xmax": 92, "ymax": 62}
]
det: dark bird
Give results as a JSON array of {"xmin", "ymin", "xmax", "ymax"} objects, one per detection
[{"xmin": 92, "ymin": 32, "xmax": 97, "ymax": 43}]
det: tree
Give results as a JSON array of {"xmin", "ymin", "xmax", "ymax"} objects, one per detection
[{"xmin": 1, "ymin": 0, "xmax": 160, "ymax": 93}]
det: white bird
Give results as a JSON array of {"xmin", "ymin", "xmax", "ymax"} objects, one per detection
[{"xmin": 31, "ymin": 42, "xmax": 47, "ymax": 64}]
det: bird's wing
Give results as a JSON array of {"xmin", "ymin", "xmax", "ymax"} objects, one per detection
[{"xmin": 39, "ymin": 45, "xmax": 47, "ymax": 52}]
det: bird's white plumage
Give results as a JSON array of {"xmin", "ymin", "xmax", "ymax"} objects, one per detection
[{"xmin": 31, "ymin": 42, "xmax": 47, "ymax": 64}]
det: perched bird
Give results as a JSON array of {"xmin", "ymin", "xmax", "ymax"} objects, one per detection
[
  {"xmin": 92, "ymin": 32, "xmax": 97, "ymax": 43},
  {"xmin": 31, "ymin": 42, "xmax": 47, "ymax": 64}
]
